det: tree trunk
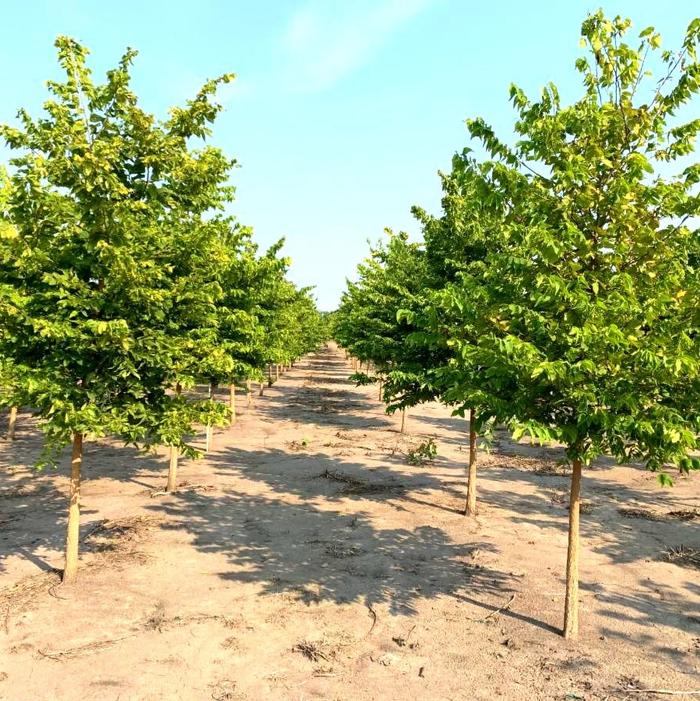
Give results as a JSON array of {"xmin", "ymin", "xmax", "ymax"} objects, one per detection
[
  {"xmin": 205, "ymin": 382, "xmax": 214, "ymax": 452},
  {"xmin": 166, "ymin": 445, "xmax": 178, "ymax": 492},
  {"xmin": 229, "ymin": 383, "xmax": 236, "ymax": 426},
  {"xmin": 378, "ymin": 380, "xmax": 383, "ymax": 401},
  {"xmin": 247, "ymin": 380, "xmax": 252, "ymax": 408},
  {"xmin": 166, "ymin": 382, "xmax": 182, "ymax": 492},
  {"xmin": 400, "ymin": 408, "xmax": 406, "ymax": 434},
  {"xmin": 465, "ymin": 408, "xmax": 478, "ymax": 516},
  {"xmin": 563, "ymin": 458, "xmax": 583, "ymax": 639},
  {"xmin": 7, "ymin": 405, "xmax": 17, "ymax": 440},
  {"xmin": 259, "ymin": 381, "xmax": 264, "ymax": 397},
  {"xmin": 276, "ymin": 365, "xmax": 280, "ymax": 381},
  {"xmin": 63, "ymin": 432, "xmax": 83, "ymax": 584}
]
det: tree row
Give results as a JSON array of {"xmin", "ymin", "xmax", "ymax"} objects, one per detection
[
  {"xmin": 0, "ymin": 38, "xmax": 329, "ymax": 583},
  {"xmin": 333, "ymin": 12, "xmax": 700, "ymax": 639}
]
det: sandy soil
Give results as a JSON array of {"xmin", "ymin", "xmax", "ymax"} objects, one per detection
[{"xmin": 0, "ymin": 344, "xmax": 699, "ymax": 700}]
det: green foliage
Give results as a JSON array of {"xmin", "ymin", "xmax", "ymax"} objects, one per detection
[
  {"xmin": 403, "ymin": 151, "xmax": 503, "ymax": 427},
  {"xmin": 338, "ymin": 12, "xmax": 700, "ymax": 485},
  {"xmin": 0, "ymin": 37, "xmax": 325, "ymax": 462},
  {"xmin": 0, "ymin": 37, "xmax": 239, "ymax": 460},
  {"xmin": 406, "ymin": 437, "xmax": 438, "ymax": 466},
  {"xmin": 334, "ymin": 230, "xmax": 440, "ymax": 412},
  {"xmin": 455, "ymin": 12, "xmax": 700, "ymax": 482}
]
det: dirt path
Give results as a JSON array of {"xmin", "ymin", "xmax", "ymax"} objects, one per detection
[{"xmin": 1, "ymin": 344, "xmax": 699, "ymax": 700}]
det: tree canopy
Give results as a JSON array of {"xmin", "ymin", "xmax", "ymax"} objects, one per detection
[{"xmin": 334, "ymin": 11, "xmax": 700, "ymax": 638}]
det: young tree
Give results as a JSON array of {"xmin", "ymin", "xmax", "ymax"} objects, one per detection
[
  {"xmin": 198, "ymin": 228, "xmax": 325, "ymax": 442},
  {"xmin": 0, "ymin": 37, "xmax": 236, "ymax": 582},
  {"xmin": 277, "ymin": 285, "xmax": 328, "ymax": 362},
  {"xmin": 446, "ymin": 13, "xmax": 700, "ymax": 637},
  {"xmin": 335, "ymin": 231, "xmax": 439, "ymax": 431},
  {"xmin": 215, "ymin": 226, "xmax": 268, "ymax": 426},
  {"xmin": 0, "ymin": 168, "xmax": 19, "ymax": 439},
  {"xmin": 404, "ymin": 154, "xmax": 504, "ymax": 514}
]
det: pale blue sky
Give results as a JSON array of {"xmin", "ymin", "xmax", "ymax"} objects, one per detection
[{"xmin": 0, "ymin": 1, "xmax": 696, "ymax": 309}]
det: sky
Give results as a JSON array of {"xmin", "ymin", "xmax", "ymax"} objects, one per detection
[{"xmin": 0, "ymin": 0, "xmax": 697, "ymax": 310}]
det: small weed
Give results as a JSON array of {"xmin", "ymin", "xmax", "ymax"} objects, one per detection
[
  {"xmin": 287, "ymin": 437, "xmax": 310, "ymax": 451},
  {"xmin": 406, "ymin": 438, "xmax": 437, "ymax": 466},
  {"xmin": 144, "ymin": 602, "xmax": 168, "ymax": 632}
]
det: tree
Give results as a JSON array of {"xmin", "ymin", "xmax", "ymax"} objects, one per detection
[
  {"xmin": 0, "ymin": 167, "xmax": 19, "ymax": 438},
  {"xmin": 251, "ymin": 247, "xmax": 327, "ymax": 384},
  {"xmin": 445, "ymin": 13, "xmax": 700, "ymax": 637},
  {"xmin": 0, "ymin": 37, "xmax": 236, "ymax": 582},
  {"xmin": 335, "ymin": 231, "xmax": 439, "ymax": 431},
  {"xmin": 214, "ymin": 225, "xmax": 269, "ymax": 426},
  {"xmin": 335, "ymin": 11, "xmax": 700, "ymax": 640},
  {"xmin": 158, "ymin": 215, "xmax": 239, "ymax": 463},
  {"xmin": 277, "ymin": 285, "xmax": 329, "ymax": 362},
  {"xmin": 204, "ymin": 230, "xmax": 328, "ymax": 436},
  {"xmin": 404, "ymin": 154, "xmax": 504, "ymax": 514}
]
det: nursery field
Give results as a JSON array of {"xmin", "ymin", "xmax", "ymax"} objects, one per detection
[{"xmin": 1, "ymin": 344, "xmax": 698, "ymax": 701}]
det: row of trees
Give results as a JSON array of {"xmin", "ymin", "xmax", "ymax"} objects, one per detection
[
  {"xmin": 0, "ymin": 38, "xmax": 328, "ymax": 583},
  {"xmin": 334, "ymin": 12, "xmax": 700, "ymax": 638}
]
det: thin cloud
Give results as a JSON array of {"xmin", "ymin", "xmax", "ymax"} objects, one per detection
[{"xmin": 280, "ymin": 0, "xmax": 438, "ymax": 92}]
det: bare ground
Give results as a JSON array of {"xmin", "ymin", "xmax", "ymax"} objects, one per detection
[{"xmin": 0, "ymin": 344, "xmax": 698, "ymax": 700}]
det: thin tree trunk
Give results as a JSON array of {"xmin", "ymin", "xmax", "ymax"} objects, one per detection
[
  {"xmin": 205, "ymin": 382, "xmax": 214, "ymax": 452},
  {"xmin": 166, "ymin": 445, "xmax": 178, "ymax": 492},
  {"xmin": 400, "ymin": 408, "xmax": 406, "ymax": 434},
  {"xmin": 7, "ymin": 405, "xmax": 17, "ymax": 440},
  {"xmin": 465, "ymin": 408, "xmax": 478, "ymax": 516},
  {"xmin": 276, "ymin": 365, "xmax": 280, "ymax": 381},
  {"xmin": 259, "ymin": 381, "xmax": 264, "ymax": 397},
  {"xmin": 229, "ymin": 383, "xmax": 236, "ymax": 426},
  {"xmin": 563, "ymin": 458, "xmax": 583, "ymax": 639},
  {"xmin": 378, "ymin": 380, "xmax": 383, "ymax": 401},
  {"xmin": 166, "ymin": 383, "xmax": 182, "ymax": 492},
  {"xmin": 63, "ymin": 432, "xmax": 83, "ymax": 584},
  {"xmin": 247, "ymin": 380, "xmax": 252, "ymax": 408}
]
